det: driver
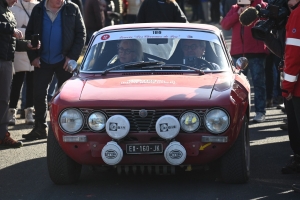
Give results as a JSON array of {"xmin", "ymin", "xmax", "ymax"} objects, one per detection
[
  {"xmin": 180, "ymin": 39, "xmax": 220, "ymax": 70},
  {"xmin": 117, "ymin": 39, "xmax": 144, "ymax": 64}
]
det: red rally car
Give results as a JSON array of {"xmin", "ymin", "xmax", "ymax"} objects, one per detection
[{"xmin": 47, "ymin": 23, "xmax": 251, "ymax": 184}]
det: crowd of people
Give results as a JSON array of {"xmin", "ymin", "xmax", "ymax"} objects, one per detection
[{"xmin": 0, "ymin": 0, "xmax": 299, "ymax": 191}]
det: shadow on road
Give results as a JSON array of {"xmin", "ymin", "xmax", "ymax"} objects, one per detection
[{"xmin": 0, "ymin": 136, "xmax": 299, "ymax": 200}]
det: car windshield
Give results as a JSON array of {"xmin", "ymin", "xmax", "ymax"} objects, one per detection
[{"xmin": 81, "ymin": 29, "xmax": 230, "ymax": 72}]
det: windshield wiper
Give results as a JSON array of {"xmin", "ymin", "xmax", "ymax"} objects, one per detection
[
  {"xmin": 123, "ymin": 61, "xmax": 165, "ymax": 69},
  {"xmin": 141, "ymin": 65, "xmax": 181, "ymax": 70},
  {"xmin": 102, "ymin": 61, "xmax": 165, "ymax": 75},
  {"xmin": 165, "ymin": 64, "xmax": 205, "ymax": 75}
]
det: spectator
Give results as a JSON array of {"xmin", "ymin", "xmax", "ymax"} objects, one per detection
[
  {"xmin": 122, "ymin": 0, "xmax": 128, "ymax": 23},
  {"xmin": 263, "ymin": 23, "xmax": 300, "ymax": 173},
  {"xmin": 84, "ymin": 0, "xmax": 106, "ymax": 45},
  {"xmin": 265, "ymin": 53, "xmax": 275, "ymax": 107},
  {"xmin": 221, "ymin": 0, "xmax": 269, "ymax": 123},
  {"xmin": 0, "ymin": 0, "xmax": 39, "ymax": 148},
  {"xmin": 72, "ymin": 0, "xmax": 83, "ymax": 14},
  {"xmin": 222, "ymin": 0, "xmax": 236, "ymax": 17},
  {"xmin": 112, "ymin": 0, "xmax": 124, "ymax": 24},
  {"xmin": 265, "ymin": 53, "xmax": 282, "ymax": 108},
  {"xmin": 188, "ymin": 0, "xmax": 199, "ymax": 21},
  {"xmin": 126, "ymin": 0, "xmax": 142, "ymax": 23},
  {"xmin": 281, "ymin": 0, "xmax": 300, "ymax": 174},
  {"xmin": 210, "ymin": 0, "xmax": 220, "ymax": 23},
  {"xmin": 136, "ymin": 0, "xmax": 188, "ymax": 23},
  {"xmin": 113, "ymin": 0, "xmax": 124, "ymax": 14},
  {"xmin": 22, "ymin": 0, "xmax": 86, "ymax": 140},
  {"xmin": 176, "ymin": 0, "xmax": 185, "ymax": 13},
  {"xmin": 8, "ymin": 0, "xmax": 39, "ymax": 126},
  {"xmin": 201, "ymin": 0, "xmax": 210, "ymax": 23},
  {"xmin": 197, "ymin": 0, "xmax": 205, "ymax": 22}
]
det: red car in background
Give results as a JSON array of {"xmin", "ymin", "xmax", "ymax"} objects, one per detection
[{"xmin": 47, "ymin": 23, "xmax": 250, "ymax": 184}]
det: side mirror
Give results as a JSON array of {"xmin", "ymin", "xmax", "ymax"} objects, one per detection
[{"xmin": 235, "ymin": 57, "xmax": 248, "ymax": 72}]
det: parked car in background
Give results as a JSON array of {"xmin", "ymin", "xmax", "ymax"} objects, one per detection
[{"xmin": 47, "ymin": 23, "xmax": 250, "ymax": 185}]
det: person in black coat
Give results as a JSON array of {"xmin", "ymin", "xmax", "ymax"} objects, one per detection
[
  {"xmin": 72, "ymin": 0, "xmax": 83, "ymax": 14},
  {"xmin": 136, "ymin": 0, "xmax": 188, "ymax": 23},
  {"xmin": 0, "ymin": 0, "xmax": 39, "ymax": 148},
  {"xmin": 22, "ymin": 0, "xmax": 86, "ymax": 140}
]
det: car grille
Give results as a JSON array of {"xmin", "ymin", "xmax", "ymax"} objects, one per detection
[{"xmin": 80, "ymin": 108, "xmax": 207, "ymax": 133}]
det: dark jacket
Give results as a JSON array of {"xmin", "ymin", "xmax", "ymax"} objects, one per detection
[
  {"xmin": 84, "ymin": 0, "xmax": 106, "ymax": 31},
  {"xmin": 264, "ymin": 29, "xmax": 285, "ymax": 59},
  {"xmin": 25, "ymin": 0, "xmax": 86, "ymax": 63},
  {"xmin": 0, "ymin": 0, "xmax": 30, "ymax": 61},
  {"xmin": 136, "ymin": 0, "xmax": 188, "ymax": 23},
  {"xmin": 72, "ymin": 0, "xmax": 83, "ymax": 14}
]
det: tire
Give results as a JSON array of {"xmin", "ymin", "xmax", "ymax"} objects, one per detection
[
  {"xmin": 47, "ymin": 125, "xmax": 82, "ymax": 185},
  {"xmin": 220, "ymin": 116, "xmax": 250, "ymax": 183}
]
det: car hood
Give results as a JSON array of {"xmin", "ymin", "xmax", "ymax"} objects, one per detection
[{"xmin": 65, "ymin": 73, "xmax": 232, "ymax": 107}]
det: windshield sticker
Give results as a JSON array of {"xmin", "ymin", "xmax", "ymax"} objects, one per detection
[
  {"xmin": 121, "ymin": 79, "xmax": 176, "ymax": 85},
  {"xmin": 92, "ymin": 30, "xmax": 220, "ymax": 46},
  {"xmin": 101, "ymin": 34, "xmax": 110, "ymax": 40}
]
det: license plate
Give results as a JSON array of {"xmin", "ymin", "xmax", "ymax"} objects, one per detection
[{"xmin": 126, "ymin": 143, "xmax": 163, "ymax": 154}]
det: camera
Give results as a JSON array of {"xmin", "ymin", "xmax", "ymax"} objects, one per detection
[{"xmin": 251, "ymin": 0, "xmax": 290, "ymax": 41}]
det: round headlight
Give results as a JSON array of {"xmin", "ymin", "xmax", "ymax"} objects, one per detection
[
  {"xmin": 180, "ymin": 111, "xmax": 201, "ymax": 133},
  {"xmin": 59, "ymin": 108, "xmax": 84, "ymax": 134},
  {"xmin": 87, "ymin": 111, "xmax": 107, "ymax": 131},
  {"xmin": 204, "ymin": 108, "xmax": 230, "ymax": 134}
]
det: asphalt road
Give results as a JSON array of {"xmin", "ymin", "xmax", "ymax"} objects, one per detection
[
  {"xmin": 1, "ymin": 95, "xmax": 300, "ymax": 200},
  {"xmin": 1, "ymin": 24, "xmax": 300, "ymax": 200}
]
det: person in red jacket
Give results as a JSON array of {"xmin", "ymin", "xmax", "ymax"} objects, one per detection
[
  {"xmin": 221, "ymin": 0, "xmax": 269, "ymax": 123},
  {"xmin": 281, "ymin": 0, "xmax": 300, "ymax": 174}
]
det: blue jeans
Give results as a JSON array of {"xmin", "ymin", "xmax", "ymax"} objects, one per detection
[{"xmin": 233, "ymin": 56, "xmax": 266, "ymax": 114}]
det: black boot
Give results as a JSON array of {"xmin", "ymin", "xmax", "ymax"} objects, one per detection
[
  {"xmin": 22, "ymin": 124, "xmax": 47, "ymax": 140},
  {"xmin": 281, "ymin": 154, "xmax": 300, "ymax": 174}
]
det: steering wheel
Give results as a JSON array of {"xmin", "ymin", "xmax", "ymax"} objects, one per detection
[
  {"xmin": 196, "ymin": 58, "xmax": 215, "ymax": 70},
  {"xmin": 183, "ymin": 56, "xmax": 215, "ymax": 70}
]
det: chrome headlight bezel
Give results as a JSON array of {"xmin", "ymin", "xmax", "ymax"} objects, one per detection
[
  {"xmin": 204, "ymin": 108, "xmax": 230, "ymax": 134},
  {"xmin": 86, "ymin": 111, "xmax": 107, "ymax": 132},
  {"xmin": 58, "ymin": 108, "xmax": 84, "ymax": 134},
  {"xmin": 179, "ymin": 111, "xmax": 201, "ymax": 133}
]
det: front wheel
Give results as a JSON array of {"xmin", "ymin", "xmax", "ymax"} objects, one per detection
[
  {"xmin": 47, "ymin": 125, "xmax": 82, "ymax": 185},
  {"xmin": 220, "ymin": 115, "xmax": 250, "ymax": 183}
]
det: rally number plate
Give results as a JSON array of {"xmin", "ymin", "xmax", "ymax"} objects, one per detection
[{"xmin": 126, "ymin": 143, "xmax": 163, "ymax": 154}]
